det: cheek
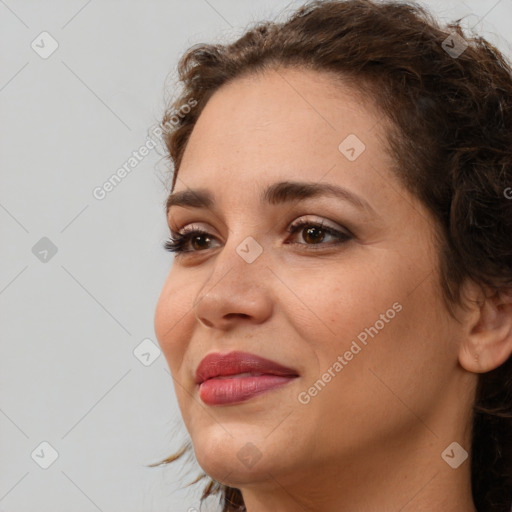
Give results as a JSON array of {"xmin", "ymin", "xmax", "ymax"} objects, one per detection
[
  {"xmin": 287, "ymin": 246, "xmax": 451, "ymax": 401},
  {"xmin": 282, "ymin": 254, "xmax": 404, "ymax": 354},
  {"xmin": 154, "ymin": 271, "xmax": 196, "ymax": 371},
  {"xmin": 309, "ymin": 269, "xmax": 453, "ymax": 427}
]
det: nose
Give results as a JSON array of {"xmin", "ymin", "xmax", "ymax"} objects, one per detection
[{"xmin": 193, "ymin": 237, "xmax": 274, "ymax": 330}]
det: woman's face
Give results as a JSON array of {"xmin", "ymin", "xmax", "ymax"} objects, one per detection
[{"xmin": 154, "ymin": 68, "xmax": 476, "ymax": 499}]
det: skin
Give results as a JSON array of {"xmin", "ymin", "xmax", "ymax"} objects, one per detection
[{"xmin": 154, "ymin": 67, "xmax": 512, "ymax": 511}]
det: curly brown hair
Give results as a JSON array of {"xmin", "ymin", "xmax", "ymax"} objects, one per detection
[{"xmin": 150, "ymin": 1, "xmax": 512, "ymax": 510}]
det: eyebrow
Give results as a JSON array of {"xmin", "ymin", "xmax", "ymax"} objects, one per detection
[{"xmin": 166, "ymin": 180, "xmax": 376, "ymax": 215}]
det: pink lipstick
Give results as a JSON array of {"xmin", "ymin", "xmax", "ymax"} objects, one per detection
[{"xmin": 195, "ymin": 351, "xmax": 299, "ymax": 406}]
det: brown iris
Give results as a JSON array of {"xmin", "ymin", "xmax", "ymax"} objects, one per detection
[
  {"xmin": 191, "ymin": 234, "xmax": 211, "ymax": 251},
  {"xmin": 302, "ymin": 225, "xmax": 325, "ymax": 244}
]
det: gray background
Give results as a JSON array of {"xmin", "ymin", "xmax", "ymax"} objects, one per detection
[{"xmin": 1, "ymin": 1, "xmax": 511, "ymax": 511}]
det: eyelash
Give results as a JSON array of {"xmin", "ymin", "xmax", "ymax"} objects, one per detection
[{"xmin": 163, "ymin": 219, "xmax": 352, "ymax": 255}]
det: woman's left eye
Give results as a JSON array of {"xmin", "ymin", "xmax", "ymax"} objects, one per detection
[
  {"xmin": 163, "ymin": 219, "xmax": 352, "ymax": 255},
  {"xmin": 286, "ymin": 219, "xmax": 352, "ymax": 248}
]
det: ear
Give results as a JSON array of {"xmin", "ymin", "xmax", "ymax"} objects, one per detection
[{"xmin": 458, "ymin": 282, "xmax": 512, "ymax": 373}]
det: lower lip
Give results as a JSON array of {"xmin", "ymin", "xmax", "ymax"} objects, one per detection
[{"xmin": 198, "ymin": 375, "xmax": 297, "ymax": 406}]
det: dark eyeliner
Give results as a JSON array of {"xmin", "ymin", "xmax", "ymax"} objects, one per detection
[
  {"xmin": 285, "ymin": 219, "xmax": 352, "ymax": 247},
  {"xmin": 163, "ymin": 219, "xmax": 352, "ymax": 255},
  {"xmin": 163, "ymin": 228, "xmax": 213, "ymax": 254}
]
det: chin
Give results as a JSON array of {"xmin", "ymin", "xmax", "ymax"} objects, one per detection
[
  {"xmin": 191, "ymin": 424, "xmax": 290, "ymax": 484},
  {"xmin": 194, "ymin": 446, "xmax": 272, "ymax": 486}
]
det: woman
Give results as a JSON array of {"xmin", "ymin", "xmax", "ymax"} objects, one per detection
[{"xmin": 151, "ymin": 1, "xmax": 512, "ymax": 510}]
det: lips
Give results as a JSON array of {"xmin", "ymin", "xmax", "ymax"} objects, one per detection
[
  {"xmin": 195, "ymin": 351, "xmax": 299, "ymax": 405},
  {"xmin": 195, "ymin": 351, "xmax": 299, "ymax": 384}
]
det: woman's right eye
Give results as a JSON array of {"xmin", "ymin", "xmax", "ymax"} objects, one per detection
[{"xmin": 163, "ymin": 228, "xmax": 217, "ymax": 255}]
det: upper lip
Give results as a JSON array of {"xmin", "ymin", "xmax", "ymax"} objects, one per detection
[{"xmin": 195, "ymin": 351, "xmax": 299, "ymax": 384}]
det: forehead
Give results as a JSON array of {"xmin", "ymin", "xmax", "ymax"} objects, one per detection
[{"xmin": 173, "ymin": 67, "xmax": 396, "ymax": 210}]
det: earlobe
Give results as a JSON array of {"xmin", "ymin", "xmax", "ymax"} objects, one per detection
[{"xmin": 458, "ymin": 286, "xmax": 512, "ymax": 374}]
